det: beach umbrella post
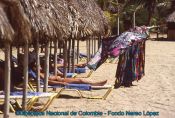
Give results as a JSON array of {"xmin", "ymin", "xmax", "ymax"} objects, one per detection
[
  {"xmin": 91, "ymin": 37, "xmax": 94, "ymax": 55},
  {"xmin": 76, "ymin": 39, "xmax": 80, "ymax": 64},
  {"xmin": 86, "ymin": 39, "xmax": 89, "ymax": 63},
  {"xmin": 43, "ymin": 41, "xmax": 50, "ymax": 92},
  {"xmin": 71, "ymin": 38, "xmax": 75, "ymax": 73},
  {"xmin": 88, "ymin": 38, "xmax": 91, "ymax": 61},
  {"xmin": 63, "ymin": 40, "xmax": 68, "ymax": 78},
  {"xmin": 4, "ymin": 43, "xmax": 11, "ymax": 118},
  {"xmin": 54, "ymin": 40, "xmax": 58, "ymax": 76},
  {"xmin": 94, "ymin": 36, "xmax": 96, "ymax": 55},
  {"xmin": 36, "ymin": 40, "xmax": 40, "ymax": 92},
  {"xmin": 133, "ymin": 11, "xmax": 136, "ymax": 28},
  {"xmin": 68, "ymin": 39, "xmax": 72, "ymax": 72},
  {"xmin": 22, "ymin": 42, "xmax": 29, "ymax": 110}
]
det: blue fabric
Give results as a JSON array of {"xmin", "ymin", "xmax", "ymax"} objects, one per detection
[
  {"xmin": 44, "ymin": 84, "xmax": 91, "ymax": 91},
  {"xmin": 11, "ymin": 55, "xmax": 18, "ymax": 65},
  {"xmin": 28, "ymin": 69, "xmax": 44, "ymax": 85},
  {"xmin": 59, "ymin": 67, "xmax": 86, "ymax": 73},
  {"xmin": 79, "ymin": 53, "xmax": 94, "ymax": 58},
  {"xmin": 10, "ymin": 91, "xmax": 42, "ymax": 96},
  {"xmin": 66, "ymin": 73, "xmax": 74, "ymax": 78},
  {"xmin": 47, "ymin": 84, "xmax": 91, "ymax": 91},
  {"xmin": 28, "ymin": 69, "xmax": 37, "ymax": 79},
  {"xmin": 75, "ymin": 68, "xmax": 86, "ymax": 73},
  {"xmin": 65, "ymin": 84, "xmax": 91, "ymax": 91}
]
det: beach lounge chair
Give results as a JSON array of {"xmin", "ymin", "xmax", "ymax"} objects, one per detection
[
  {"xmin": 0, "ymin": 91, "xmax": 58, "ymax": 112},
  {"xmin": 28, "ymin": 70, "xmax": 113, "ymax": 100},
  {"xmin": 0, "ymin": 95, "xmax": 15, "ymax": 113},
  {"xmin": 56, "ymin": 84, "xmax": 114, "ymax": 100},
  {"xmin": 58, "ymin": 67, "xmax": 93, "ymax": 78},
  {"xmin": 58, "ymin": 67, "xmax": 86, "ymax": 74},
  {"xmin": 29, "ymin": 83, "xmax": 113, "ymax": 100}
]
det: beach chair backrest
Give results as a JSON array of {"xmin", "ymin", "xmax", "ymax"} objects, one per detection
[{"xmin": 28, "ymin": 69, "xmax": 44, "ymax": 85}]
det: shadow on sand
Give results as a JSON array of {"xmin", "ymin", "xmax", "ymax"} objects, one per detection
[{"xmin": 150, "ymin": 38, "xmax": 175, "ymax": 42}]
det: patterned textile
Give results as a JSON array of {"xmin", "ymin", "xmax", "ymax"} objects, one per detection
[
  {"xmin": 109, "ymin": 26, "xmax": 148, "ymax": 51},
  {"xmin": 87, "ymin": 26, "xmax": 148, "ymax": 71},
  {"xmin": 114, "ymin": 41, "xmax": 146, "ymax": 87}
]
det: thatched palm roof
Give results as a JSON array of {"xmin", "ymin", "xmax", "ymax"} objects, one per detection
[
  {"xmin": 87, "ymin": 0, "xmax": 109, "ymax": 36},
  {"xmin": 67, "ymin": 0, "xmax": 109, "ymax": 39},
  {"xmin": 7, "ymin": 0, "xmax": 32, "ymax": 45},
  {"xmin": 20, "ymin": 0, "xmax": 109, "ymax": 43},
  {"xmin": 167, "ymin": 11, "xmax": 175, "ymax": 22},
  {"xmin": 0, "ymin": 2, "xmax": 14, "ymax": 45},
  {"xmin": 1, "ymin": 0, "xmax": 109, "ymax": 46},
  {"xmin": 0, "ymin": 0, "xmax": 32, "ymax": 46},
  {"xmin": 20, "ymin": 0, "xmax": 71, "ymax": 43},
  {"xmin": 47, "ymin": 0, "xmax": 72, "ymax": 40}
]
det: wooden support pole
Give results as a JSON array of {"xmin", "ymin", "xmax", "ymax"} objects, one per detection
[
  {"xmin": 98, "ymin": 36, "xmax": 101, "ymax": 49},
  {"xmin": 71, "ymin": 39, "xmax": 75, "ymax": 73},
  {"xmin": 63, "ymin": 40, "xmax": 68, "ymax": 78},
  {"xmin": 86, "ymin": 39, "xmax": 89, "ymax": 63},
  {"xmin": 133, "ymin": 11, "xmax": 136, "ymax": 28},
  {"xmin": 10, "ymin": 46, "xmax": 12, "ymax": 68},
  {"xmin": 50, "ymin": 41, "xmax": 52, "ymax": 55},
  {"xmin": 54, "ymin": 40, "xmax": 58, "ymax": 76},
  {"xmin": 59, "ymin": 46, "xmax": 62, "ymax": 57},
  {"xmin": 117, "ymin": 16, "xmax": 120, "ymax": 35},
  {"xmin": 22, "ymin": 43, "xmax": 29, "ymax": 110},
  {"xmin": 117, "ymin": 0, "xmax": 120, "ymax": 35},
  {"xmin": 4, "ymin": 43, "xmax": 11, "ymax": 118},
  {"xmin": 36, "ymin": 41, "xmax": 40, "ymax": 92},
  {"xmin": 91, "ymin": 37, "xmax": 94, "ymax": 55},
  {"xmin": 88, "ymin": 38, "xmax": 91, "ymax": 61},
  {"xmin": 43, "ymin": 41, "xmax": 50, "ymax": 92},
  {"xmin": 94, "ymin": 37, "xmax": 96, "ymax": 54},
  {"xmin": 68, "ymin": 39, "xmax": 71, "ymax": 72},
  {"xmin": 76, "ymin": 39, "xmax": 79, "ymax": 64}
]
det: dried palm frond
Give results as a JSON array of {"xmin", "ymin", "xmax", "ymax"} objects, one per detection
[{"xmin": 0, "ymin": 2, "xmax": 14, "ymax": 45}]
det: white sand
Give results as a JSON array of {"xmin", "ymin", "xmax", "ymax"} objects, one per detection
[{"xmin": 1, "ymin": 40, "xmax": 175, "ymax": 118}]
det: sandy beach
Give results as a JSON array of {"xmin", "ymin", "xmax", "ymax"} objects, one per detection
[{"xmin": 2, "ymin": 40, "xmax": 174, "ymax": 118}]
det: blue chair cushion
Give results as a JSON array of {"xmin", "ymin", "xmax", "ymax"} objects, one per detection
[
  {"xmin": 65, "ymin": 84, "xmax": 91, "ymax": 91},
  {"xmin": 58, "ymin": 67, "xmax": 86, "ymax": 74}
]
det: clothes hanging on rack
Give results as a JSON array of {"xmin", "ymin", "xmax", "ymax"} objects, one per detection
[
  {"xmin": 114, "ymin": 41, "xmax": 146, "ymax": 87},
  {"xmin": 87, "ymin": 26, "xmax": 148, "ymax": 71}
]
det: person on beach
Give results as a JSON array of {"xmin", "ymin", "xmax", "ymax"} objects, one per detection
[
  {"xmin": 28, "ymin": 61, "xmax": 107, "ymax": 86},
  {"xmin": 20, "ymin": 52, "xmax": 107, "ymax": 86}
]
